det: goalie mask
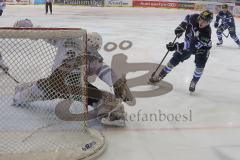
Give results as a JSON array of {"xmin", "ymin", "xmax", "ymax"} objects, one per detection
[
  {"xmin": 13, "ymin": 19, "xmax": 33, "ymax": 28},
  {"xmin": 87, "ymin": 32, "xmax": 102, "ymax": 51}
]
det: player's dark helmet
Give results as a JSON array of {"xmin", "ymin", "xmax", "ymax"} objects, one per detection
[
  {"xmin": 222, "ymin": 4, "xmax": 229, "ymax": 9},
  {"xmin": 199, "ymin": 10, "xmax": 213, "ymax": 23}
]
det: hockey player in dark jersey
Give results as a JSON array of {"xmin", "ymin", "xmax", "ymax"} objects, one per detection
[
  {"xmin": 150, "ymin": 10, "xmax": 213, "ymax": 93},
  {"xmin": 214, "ymin": 4, "xmax": 240, "ymax": 47}
]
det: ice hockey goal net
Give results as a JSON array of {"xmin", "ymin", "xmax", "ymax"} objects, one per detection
[{"xmin": 0, "ymin": 27, "xmax": 106, "ymax": 160}]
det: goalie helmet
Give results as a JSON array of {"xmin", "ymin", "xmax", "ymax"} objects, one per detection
[
  {"xmin": 13, "ymin": 19, "xmax": 33, "ymax": 28},
  {"xmin": 87, "ymin": 32, "xmax": 102, "ymax": 51}
]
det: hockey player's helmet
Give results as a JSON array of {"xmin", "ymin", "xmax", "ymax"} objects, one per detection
[
  {"xmin": 199, "ymin": 10, "xmax": 213, "ymax": 24},
  {"xmin": 13, "ymin": 19, "xmax": 33, "ymax": 28},
  {"xmin": 87, "ymin": 32, "xmax": 102, "ymax": 51},
  {"xmin": 222, "ymin": 4, "xmax": 229, "ymax": 9}
]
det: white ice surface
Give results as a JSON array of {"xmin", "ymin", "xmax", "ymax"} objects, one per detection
[{"xmin": 1, "ymin": 5, "xmax": 240, "ymax": 160}]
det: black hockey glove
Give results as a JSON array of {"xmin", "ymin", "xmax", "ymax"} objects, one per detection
[
  {"xmin": 174, "ymin": 26, "xmax": 185, "ymax": 38},
  {"xmin": 214, "ymin": 22, "xmax": 219, "ymax": 28},
  {"xmin": 166, "ymin": 42, "xmax": 177, "ymax": 51}
]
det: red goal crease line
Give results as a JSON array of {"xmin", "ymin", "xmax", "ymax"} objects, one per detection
[
  {"xmin": 0, "ymin": 27, "xmax": 83, "ymax": 31},
  {"xmin": 104, "ymin": 125, "xmax": 240, "ymax": 132}
]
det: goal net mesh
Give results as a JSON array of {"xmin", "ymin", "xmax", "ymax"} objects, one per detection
[{"xmin": 0, "ymin": 28, "xmax": 105, "ymax": 160}]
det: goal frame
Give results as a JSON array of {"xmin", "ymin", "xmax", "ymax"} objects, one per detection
[{"xmin": 0, "ymin": 27, "xmax": 106, "ymax": 160}]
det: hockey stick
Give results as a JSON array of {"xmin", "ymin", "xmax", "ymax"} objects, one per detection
[
  {"xmin": 150, "ymin": 36, "xmax": 177, "ymax": 79},
  {"xmin": 223, "ymin": 31, "xmax": 229, "ymax": 38},
  {"xmin": 222, "ymin": 26, "xmax": 230, "ymax": 38},
  {"xmin": 0, "ymin": 67, "xmax": 20, "ymax": 83}
]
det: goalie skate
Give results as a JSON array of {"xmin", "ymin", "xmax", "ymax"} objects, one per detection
[
  {"xmin": 100, "ymin": 103, "xmax": 126, "ymax": 127},
  {"xmin": 96, "ymin": 92, "xmax": 126, "ymax": 127},
  {"xmin": 101, "ymin": 117, "xmax": 125, "ymax": 127}
]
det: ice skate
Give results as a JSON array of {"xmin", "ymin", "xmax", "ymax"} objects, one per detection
[
  {"xmin": 148, "ymin": 76, "xmax": 163, "ymax": 84},
  {"xmin": 148, "ymin": 69, "xmax": 167, "ymax": 85},
  {"xmin": 96, "ymin": 92, "xmax": 126, "ymax": 127},
  {"xmin": 189, "ymin": 80, "xmax": 197, "ymax": 93},
  {"xmin": 216, "ymin": 41, "xmax": 223, "ymax": 47},
  {"xmin": 100, "ymin": 103, "xmax": 126, "ymax": 127}
]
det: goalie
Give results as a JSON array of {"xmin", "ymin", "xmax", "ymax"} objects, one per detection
[{"xmin": 12, "ymin": 19, "xmax": 134, "ymax": 127}]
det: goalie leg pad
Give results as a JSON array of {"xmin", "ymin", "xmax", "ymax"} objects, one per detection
[{"xmin": 113, "ymin": 76, "xmax": 134, "ymax": 103}]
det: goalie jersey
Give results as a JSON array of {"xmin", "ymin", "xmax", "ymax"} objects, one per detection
[{"xmin": 48, "ymin": 38, "xmax": 118, "ymax": 87}]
